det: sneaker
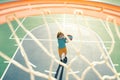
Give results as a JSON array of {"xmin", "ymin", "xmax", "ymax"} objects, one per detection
[{"xmin": 63, "ymin": 57, "xmax": 67, "ymax": 63}]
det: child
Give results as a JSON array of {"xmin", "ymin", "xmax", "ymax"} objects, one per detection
[
  {"xmin": 54, "ymin": 32, "xmax": 68, "ymax": 79},
  {"xmin": 57, "ymin": 32, "xmax": 68, "ymax": 62}
]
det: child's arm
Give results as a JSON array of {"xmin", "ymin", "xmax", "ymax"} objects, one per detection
[{"xmin": 64, "ymin": 37, "xmax": 69, "ymax": 43}]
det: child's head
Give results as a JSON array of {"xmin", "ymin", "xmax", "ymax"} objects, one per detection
[{"xmin": 57, "ymin": 32, "xmax": 64, "ymax": 38}]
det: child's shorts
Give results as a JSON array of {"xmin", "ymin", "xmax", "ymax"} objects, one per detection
[{"xmin": 58, "ymin": 47, "xmax": 67, "ymax": 58}]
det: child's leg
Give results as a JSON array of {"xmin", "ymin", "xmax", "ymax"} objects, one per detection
[
  {"xmin": 61, "ymin": 53, "xmax": 65, "ymax": 60},
  {"xmin": 58, "ymin": 47, "xmax": 67, "ymax": 61}
]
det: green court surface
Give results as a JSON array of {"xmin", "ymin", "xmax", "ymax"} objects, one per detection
[
  {"xmin": 0, "ymin": 14, "xmax": 120, "ymax": 79},
  {"xmin": 0, "ymin": 0, "xmax": 120, "ymax": 79}
]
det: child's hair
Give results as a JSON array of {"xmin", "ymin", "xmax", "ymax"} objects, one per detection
[{"xmin": 57, "ymin": 32, "xmax": 64, "ymax": 38}]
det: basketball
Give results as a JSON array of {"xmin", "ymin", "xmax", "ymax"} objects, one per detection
[{"xmin": 67, "ymin": 35, "xmax": 73, "ymax": 40}]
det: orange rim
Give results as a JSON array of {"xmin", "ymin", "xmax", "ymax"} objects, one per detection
[{"xmin": 0, "ymin": 0, "xmax": 120, "ymax": 25}]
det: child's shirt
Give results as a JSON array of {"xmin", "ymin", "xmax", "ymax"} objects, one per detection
[{"xmin": 58, "ymin": 38, "xmax": 67, "ymax": 48}]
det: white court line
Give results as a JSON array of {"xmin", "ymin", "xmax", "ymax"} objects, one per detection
[
  {"xmin": 1, "ymin": 47, "xmax": 20, "ymax": 80},
  {"xmin": 11, "ymin": 38, "xmax": 114, "ymax": 43},
  {"xmin": 87, "ymin": 27, "xmax": 119, "ymax": 79},
  {"xmin": 44, "ymin": 70, "xmax": 56, "ymax": 74},
  {"xmin": 114, "ymin": 64, "xmax": 119, "ymax": 67},
  {"xmin": 4, "ymin": 61, "xmax": 9, "ymax": 64},
  {"xmin": 44, "ymin": 70, "xmax": 80, "ymax": 74},
  {"xmin": 2, "ymin": 22, "xmax": 118, "ymax": 79},
  {"xmin": 93, "ymin": 29, "xmax": 116, "ymax": 71},
  {"xmin": 3, "ymin": 60, "xmax": 36, "ymax": 69},
  {"xmin": 28, "ymin": 61, "xmax": 37, "ymax": 68},
  {"xmin": 1, "ymin": 17, "xmax": 26, "ymax": 79},
  {"xmin": 68, "ymin": 71, "xmax": 80, "ymax": 74},
  {"xmin": 1, "ymin": 23, "xmax": 44, "ymax": 80},
  {"xmin": 28, "ymin": 16, "xmax": 98, "ymax": 21},
  {"xmin": 9, "ymin": 17, "xmax": 26, "ymax": 39}
]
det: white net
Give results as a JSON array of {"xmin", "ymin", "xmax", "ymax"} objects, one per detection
[{"xmin": 0, "ymin": 10, "xmax": 120, "ymax": 80}]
